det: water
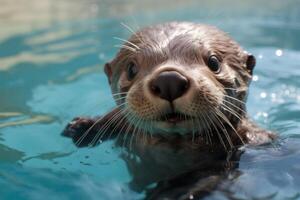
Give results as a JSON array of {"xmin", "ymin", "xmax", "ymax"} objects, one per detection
[{"xmin": 0, "ymin": 0, "xmax": 300, "ymax": 199}]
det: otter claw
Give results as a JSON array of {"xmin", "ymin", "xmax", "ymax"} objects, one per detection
[{"xmin": 62, "ymin": 117, "xmax": 95, "ymax": 139}]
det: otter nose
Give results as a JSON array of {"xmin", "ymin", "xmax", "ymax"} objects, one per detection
[{"xmin": 150, "ymin": 71, "xmax": 189, "ymax": 102}]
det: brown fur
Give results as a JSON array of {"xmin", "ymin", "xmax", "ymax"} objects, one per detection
[{"xmin": 62, "ymin": 22, "xmax": 276, "ymax": 199}]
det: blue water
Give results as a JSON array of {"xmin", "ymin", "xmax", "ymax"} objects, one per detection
[{"xmin": 0, "ymin": 1, "xmax": 300, "ymax": 199}]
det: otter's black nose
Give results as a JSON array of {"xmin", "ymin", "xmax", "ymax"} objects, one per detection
[{"xmin": 150, "ymin": 71, "xmax": 189, "ymax": 102}]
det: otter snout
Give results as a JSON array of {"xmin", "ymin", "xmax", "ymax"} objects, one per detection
[{"xmin": 150, "ymin": 71, "xmax": 189, "ymax": 102}]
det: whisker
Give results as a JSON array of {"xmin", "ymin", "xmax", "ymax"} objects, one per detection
[
  {"xmin": 111, "ymin": 92, "xmax": 128, "ymax": 97},
  {"xmin": 112, "ymin": 109, "xmax": 132, "ymax": 143},
  {"xmin": 114, "ymin": 44, "xmax": 136, "ymax": 52},
  {"xmin": 120, "ymin": 22, "xmax": 144, "ymax": 44},
  {"xmin": 223, "ymin": 95, "xmax": 246, "ymax": 105},
  {"xmin": 113, "ymin": 37, "xmax": 140, "ymax": 50},
  {"xmin": 188, "ymin": 114, "xmax": 196, "ymax": 143},
  {"xmin": 75, "ymin": 106, "xmax": 124, "ymax": 146},
  {"xmin": 105, "ymin": 108, "xmax": 131, "ymax": 141},
  {"xmin": 192, "ymin": 113, "xmax": 205, "ymax": 143},
  {"xmin": 121, "ymin": 112, "xmax": 137, "ymax": 148},
  {"xmin": 222, "ymin": 99, "xmax": 247, "ymax": 115},
  {"xmin": 120, "ymin": 22, "xmax": 137, "ymax": 36},
  {"xmin": 221, "ymin": 103, "xmax": 243, "ymax": 121},
  {"xmin": 199, "ymin": 113, "xmax": 213, "ymax": 145},
  {"xmin": 112, "ymin": 96, "xmax": 128, "ymax": 103},
  {"xmin": 215, "ymin": 110, "xmax": 245, "ymax": 145},
  {"xmin": 206, "ymin": 113, "xmax": 228, "ymax": 151},
  {"xmin": 211, "ymin": 111, "xmax": 234, "ymax": 149},
  {"xmin": 129, "ymin": 115, "xmax": 143, "ymax": 151},
  {"xmin": 88, "ymin": 107, "xmax": 127, "ymax": 146},
  {"xmin": 136, "ymin": 118, "xmax": 147, "ymax": 146}
]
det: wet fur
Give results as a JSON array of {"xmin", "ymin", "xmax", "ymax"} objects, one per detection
[{"xmin": 62, "ymin": 22, "xmax": 275, "ymax": 199}]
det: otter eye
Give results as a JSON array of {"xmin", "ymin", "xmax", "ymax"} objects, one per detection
[
  {"xmin": 127, "ymin": 62, "xmax": 138, "ymax": 80},
  {"xmin": 207, "ymin": 55, "xmax": 221, "ymax": 73}
]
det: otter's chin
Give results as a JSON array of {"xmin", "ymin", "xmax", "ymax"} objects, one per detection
[{"xmin": 152, "ymin": 119, "xmax": 195, "ymax": 135}]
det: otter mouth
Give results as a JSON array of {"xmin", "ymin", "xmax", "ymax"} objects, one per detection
[{"xmin": 159, "ymin": 112, "xmax": 192, "ymax": 124}]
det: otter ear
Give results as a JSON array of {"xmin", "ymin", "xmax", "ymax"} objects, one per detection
[
  {"xmin": 246, "ymin": 54, "xmax": 256, "ymax": 75},
  {"xmin": 104, "ymin": 63, "xmax": 112, "ymax": 85}
]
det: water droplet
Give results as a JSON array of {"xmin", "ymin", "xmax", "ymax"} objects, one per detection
[
  {"xmin": 275, "ymin": 49, "xmax": 283, "ymax": 57},
  {"xmin": 260, "ymin": 92, "xmax": 267, "ymax": 98},
  {"xmin": 262, "ymin": 112, "xmax": 268, "ymax": 118},
  {"xmin": 252, "ymin": 75, "xmax": 259, "ymax": 81}
]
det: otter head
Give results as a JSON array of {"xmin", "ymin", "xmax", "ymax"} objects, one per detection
[{"xmin": 104, "ymin": 22, "xmax": 256, "ymax": 137}]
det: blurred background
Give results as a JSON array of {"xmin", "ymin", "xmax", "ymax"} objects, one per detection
[{"xmin": 0, "ymin": 0, "xmax": 300, "ymax": 199}]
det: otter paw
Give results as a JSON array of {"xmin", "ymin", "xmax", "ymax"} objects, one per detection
[{"xmin": 61, "ymin": 117, "xmax": 95, "ymax": 141}]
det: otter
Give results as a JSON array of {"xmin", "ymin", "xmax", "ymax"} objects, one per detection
[{"xmin": 62, "ymin": 22, "xmax": 275, "ymax": 199}]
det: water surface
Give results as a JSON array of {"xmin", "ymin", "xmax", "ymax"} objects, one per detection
[{"xmin": 0, "ymin": 0, "xmax": 300, "ymax": 199}]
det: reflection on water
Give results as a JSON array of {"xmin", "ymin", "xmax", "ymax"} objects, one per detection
[{"xmin": 0, "ymin": 0, "xmax": 300, "ymax": 199}]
